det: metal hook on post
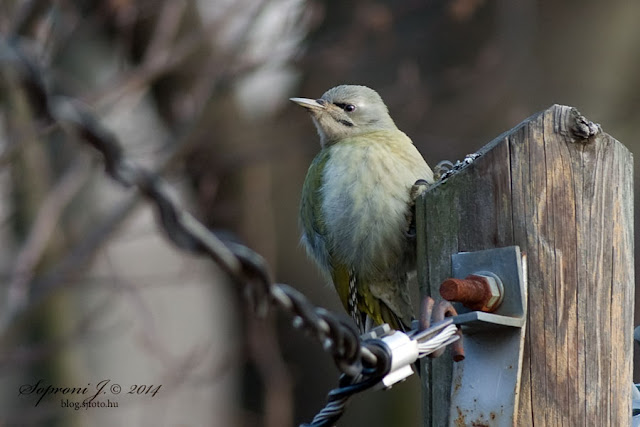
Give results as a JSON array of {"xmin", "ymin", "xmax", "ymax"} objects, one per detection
[{"xmin": 419, "ymin": 297, "xmax": 464, "ymax": 362}]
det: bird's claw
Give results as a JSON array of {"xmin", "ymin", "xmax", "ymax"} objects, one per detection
[
  {"xmin": 433, "ymin": 160, "xmax": 454, "ymax": 181},
  {"xmin": 404, "ymin": 226, "xmax": 417, "ymax": 240},
  {"xmin": 410, "ymin": 179, "xmax": 430, "ymax": 203},
  {"xmin": 406, "ymin": 179, "xmax": 429, "ymax": 241}
]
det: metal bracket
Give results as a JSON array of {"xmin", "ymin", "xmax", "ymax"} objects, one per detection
[{"xmin": 447, "ymin": 246, "xmax": 527, "ymax": 427}]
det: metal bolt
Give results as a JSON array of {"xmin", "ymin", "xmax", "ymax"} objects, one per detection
[{"xmin": 440, "ymin": 272, "xmax": 504, "ymax": 312}]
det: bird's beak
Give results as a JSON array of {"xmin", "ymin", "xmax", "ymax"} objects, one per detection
[{"xmin": 289, "ymin": 97, "xmax": 326, "ymax": 111}]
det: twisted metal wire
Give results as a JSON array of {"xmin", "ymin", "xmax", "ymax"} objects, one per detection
[
  {"xmin": 304, "ymin": 320, "xmax": 460, "ymax": 427},
  {"xmin": 1, "ymin": 38, "xmax": 463, "ymax": 426},
  {"xmin": 0, "ymin": 37, "xmax": 377, "ymax": 377}
]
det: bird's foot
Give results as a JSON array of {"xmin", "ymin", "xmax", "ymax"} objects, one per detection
[
  {"xmin": 405, "ymin": 180, "xmax": 431, "ymax": 240},
  {"xmin": 404, "ymin": 226, "xmax": 417, "ymax": 240},
  {"xmin": 433, "ymin": 160, "xmax": 455, "ymax": 181},
  {"xmin": 410, "ymin": 179, "xmax": 431, "ymax": 203}
]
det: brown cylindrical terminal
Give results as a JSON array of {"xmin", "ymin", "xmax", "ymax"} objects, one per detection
[
  {"xmin": 440, "ymin": 274, "xmax": 501, "ymax": 312},
  {"xmin": 451, "ymin": 338, "xmax": 465, "ymax": 362}
]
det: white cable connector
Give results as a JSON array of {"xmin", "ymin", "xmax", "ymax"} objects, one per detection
[
  {"xmin": 379, "ymin": 330, "xmax": 419, "ymax": 388},
  {"xmin": 365, "ymin": 323, "xmax": 460, "ymax": 389}
]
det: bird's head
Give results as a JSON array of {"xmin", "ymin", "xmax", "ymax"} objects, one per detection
[{"xmin": 290, "ymin": 85, "xmax": 397, "ymax": 147}]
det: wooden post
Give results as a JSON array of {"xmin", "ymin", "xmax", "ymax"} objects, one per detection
[{"xmin": 417, "ymin": 105, "xmax": 634, "ymax": 426}]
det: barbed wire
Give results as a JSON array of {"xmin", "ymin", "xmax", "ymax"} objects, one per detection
[{"xmin": 1, "ymin": 37, "xmax": 461, "ymax": 426}]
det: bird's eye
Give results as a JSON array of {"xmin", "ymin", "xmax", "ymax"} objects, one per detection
[{"xmin": 333, "ymin": 102, "xmax": 357, "ymax": 113}]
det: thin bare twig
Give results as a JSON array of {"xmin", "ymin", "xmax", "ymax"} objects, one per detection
[
  {"xmin": 3, "ymin": 154, "xmax": 92, "ymax": 327},
  {"xmin": 142, "ymin": 0, "xmax": 188, "ymax": 65}
]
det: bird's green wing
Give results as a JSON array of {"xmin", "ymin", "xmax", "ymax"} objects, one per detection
[
  {"xmin": 300, "ymin": 149, "xmax": 329, "ymax": 246},
  {"xmin": 329, "ymin": 262, "xmax": 352, "ymax": 321},
  {"xmin": 300, "ymin": 150, "xmax": 353, "ymax": 315}
]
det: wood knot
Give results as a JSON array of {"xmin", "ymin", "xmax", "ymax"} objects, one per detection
[{"xmin": 570, "ymin": 108, "xmax": 600, "ymax": 141}]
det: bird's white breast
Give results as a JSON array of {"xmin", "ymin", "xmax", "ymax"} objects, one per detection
[{"xmin": 320, "ymin": 130, "xmax": 432, "ymax": 276}]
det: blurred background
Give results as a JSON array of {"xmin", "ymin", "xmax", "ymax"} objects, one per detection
[{"xmin": 1, "ymin": 0, "xmax": 639, "ymax": 426}]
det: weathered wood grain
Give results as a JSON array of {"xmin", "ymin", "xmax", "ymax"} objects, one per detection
[{"xmin": 418, "ymin": 105, "xmax": 634, "ymax": 426}]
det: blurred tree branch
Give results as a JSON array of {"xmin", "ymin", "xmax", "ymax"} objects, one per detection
[{"xmin": 0, "ymin": 1, "xmax": 312, "ymax": 426}]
